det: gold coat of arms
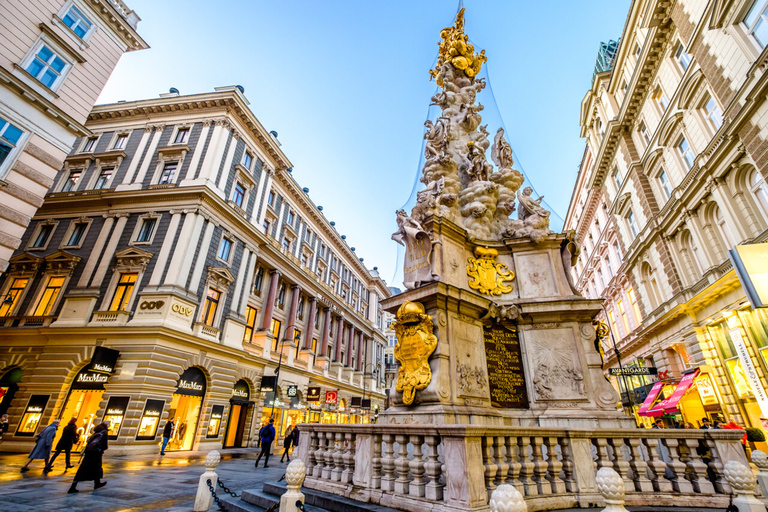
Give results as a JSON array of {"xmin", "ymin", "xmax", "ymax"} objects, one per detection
[
  {"xmin": 392, "ymin": 301, "xmax": 438, "ymax": 405},
  {"xmin": 467, "ymin": 246, "xmax": 514, "ymax": 296}
]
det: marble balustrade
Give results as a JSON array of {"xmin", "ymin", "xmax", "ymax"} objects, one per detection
[{"xmin": 295, "ymin": 424, "xmax": 748, "ymax": 512}]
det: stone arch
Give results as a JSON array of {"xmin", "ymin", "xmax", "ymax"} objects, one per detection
[
  {"xmin": 731, "ymin": 163, "xmax": 768, "ymax": 231},
  {"xmin": 640, "ymin": 261, "xmax": 661, "ymax": 310},
  {"xmin": 678, "ymin": 69, "xmax": 706, "ymax": 110},
  {"xmin": 677, "ymin": 229, "xmax": 702, "ymax": 286},
  {"xmin": 701, "ymin": 201, "xmax": 732, "ymax": 260}
]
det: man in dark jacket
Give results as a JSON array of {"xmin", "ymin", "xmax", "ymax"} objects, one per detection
[
  {"xmin": 68, "ymin": 421, "xmax": 110, "ymax": 493},
  {"xmin": 46, "ymin": 417, "xmax": 78, "ymax": 471},
  {"xmin": 160, "ymin": 419, "xmax": 174, "ymax": 455},
  {"xmin": 254, "ymin": 418, "xmax": 275, "ymax": 468}
]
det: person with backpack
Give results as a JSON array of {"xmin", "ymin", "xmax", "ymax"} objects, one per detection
[
  {"xmin": 254, "ymin": 417, "xmax": 275, "ymax": 468},
  {"xmin": 20, "ymin": 419, "xmax": 59, "ymax": 472},
  {"xmin": 68, "ymin": 421, "xmax": 110, "ymax": 493},
  {"xmin": 45, "ymin": 417, "xmax": 79, "ymax": 472}
]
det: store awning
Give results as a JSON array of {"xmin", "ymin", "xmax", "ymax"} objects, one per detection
[
  {"xmin": 646, "ymin": 369, "xmax": 700, "ymax": 416},
  {"xmin": 637, "ymin": 382, "xmax": 664, "ymax": 416}
]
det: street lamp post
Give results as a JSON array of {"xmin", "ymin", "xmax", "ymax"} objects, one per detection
[
  {"xmin": 268, "ymin": 324, "xmax": 301, "ymax": 421},
  {"xmin": 599, "ymin": 304, "xmax": 637, "ymax": 421},
  {"xmin": 361, "ymin": 362, "xmax": 381, "ymax": 422}
]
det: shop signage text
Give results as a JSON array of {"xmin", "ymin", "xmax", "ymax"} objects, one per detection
[
  {"xmin": 609, "ymin": 367, "xmax": 658, "ymax": 376},
  {"xmin": 27, "ymin": 406, "xmax": 43, "ymax": 413},
  {"xmin": 287, "ymin": 385, "xmax": 298, "ymax": 397},
  {"xmin": 695, "ymin": 375, "xmax": 718, "ymax": 406},
  {"xmin": 307, "ymin": 387, "xmax": 320, "ymax": 401},
  {"xmin": 89, "ymin": 346, "xmax": 120, "ymax": 375},
  {"xmin": 77, "ymin": 372, "xmax": 109, "ymax": 383},
  {"xmin": 140, "ymin": 300, "xmax": 165, "ymax": 310},
  {"xmin": 730, "ymin": 325, "xmax": 768, "ymax": 417},
  {"xmin": 172, "ymin": 303, "xmax": 193, "ymax": 316},
  {"xmin": 144, "ymin": 409, "xmax": 161, "ymax": 416},
  {"xmin": 233, "ymin": 389, "xmax": 247, "ymax": 398},
  {"xmin": 211, "ymin": 412, "xmax": 222, "ymax": 419},
  {"xmin": 325, "ymin": 390, "xmax": 338, "ymax": 405},
  {"xmin": 178, "ymin": 380, "xmax": 203, "ymax": 391}
]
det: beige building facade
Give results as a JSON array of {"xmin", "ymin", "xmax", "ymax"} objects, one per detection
[
  {"xmin": 0, "ymin": 87, "xmax": 390, "ymax": 454},
  {"xmin": 0, "ymin": 0, "xmax": 147, "ymax": 273},
  {"xmin": 566, "ymin": 0, "xmax": 768, "ymax": 435}
]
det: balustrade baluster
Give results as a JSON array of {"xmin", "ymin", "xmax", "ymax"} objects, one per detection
[
  {"xmin": 371, "ymin": 433, "xmax": 383, "ymax": 490},
  {"xmin": 518, "ymin": 436, "xmax": 537, "ymax": 496},
  {"xmin": 320, "ymin": 432, "xmax": 333, "ymax": 480},
  {"xmin": 626, "ymin": 437, "xmax": 652, "ymax": 492},
  {"xmin": 381, "ymin": 434, "xmax": 396, "ymax": 492},
  {"xmin": 592, "ymin": 437, "xmax": 610, "ymax": 470},
  {"xmin": 702, "ymin": 437, "xmax": 730, "ymax": 494},
  {"xmin": 543, "ymin": 436, "xmax": 565, "ymax": 494},
  {"xmin": 682, "ymin": 438, "xmax": 714, "ymax": 494},
  {"xmin": 505, "ymin": 436, "xmax": 524, "ymax": 495},
  {"xmin": 661, "ymin": 438, "xmax": 693, "ymax": 493},
  {"xmin": 341, "ymin": 432, "xmax": 355, "ymax": 483},
  {"xmin": 530, "ymin": 436, "xmax": 548, "ymax": 495},
  {"xmin": 424, "ymin": 435, "xmax": 444, "ymax": 501},
  {"xmin": 394, "ymin": 434, "xmax": 410, "ymax": 495},
  {"xmin": 558, "ymin": 436, "xmax": 576, "ymax": 493},
  {"xmin": 409, "ymin": 435, "xmax": 426, "ymax": 497},
  {"xmin": 607, "ymin": 437, "xmax": 633, "ymax": 493},
  {"xmin": 483, "ymin": 436, "xmax": 498, "ymax": 497},
  {"xmin": 642, "ymin": 437, "xmax": 673, "ymax": 492},
  {"xmin": 495, "ymin": 436, "xmax": 509, "ymax": 487},
  {"xmin": 331, "ymin": 432, "xmax": 344, "ymax": 482},
  {"xmin": 306, "ymin": 430, "xmax": 318, "ymax": 476}
]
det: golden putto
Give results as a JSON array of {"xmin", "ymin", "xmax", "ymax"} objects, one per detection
[{"xmin": 429, "ymin": 8, "xmax": 487, "ymax": 87}]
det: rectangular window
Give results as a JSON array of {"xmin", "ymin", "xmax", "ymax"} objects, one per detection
[
  {"xmin": 62, "ymin": 5, "xmax": 92, "ymax": 39},
  {"xmin": 608, "ymin": 309, "xmax": 620, "ymax": 338},
  {"xmin": 277, "ymin": 284, "xmax": 285, "ymax": 305},
  {"xmin": 93, "ymin": 167, "xmax": 113, "ymax": 190},
  {"xmin": 282, "ymin": 238, "xmax": 291, "ymax": 252},
  {"xmin": 704, "ymin": 96, "xmax": 723, "ymax": 130},
  {"xmin": 113, "ymin": 134, "xmax": 128, "ymax": 150},
  {"xmin": 744, "ymin": 0, "xmax": 768, "ymax": 48},
  {"xmin": 232, "ymin": 182, "xmax": 246, "ymax": 207},
  {"xmin": 617, "ymin": 299, "xmax": 631, "ymax": 333},
  {"xmin": 304, "ymin": 229, "xmax": 312, "ymax": 242},
  {"xmin": 263, "ymin": 219, "xmax": 271, "ymax": 234},
  {"xmin": 109, "ymin": 272, "xmax": 138, "ymax": 311},
  {"xmin": 31, "ymin": 224, "xmax": 53, "ymax": 248},
  {"xmin": 0, "ymin": 117, "xmax": 24, "ymax": 169},
  {"xmin": 287, "ymin": 210, "xmax": 295, "ymax": 226},
  {"xmin": 242, "ymin": 151, "xmax": 253, "ymax": 169},
  {"xmin": 639, "ymin": 121, "xmax": 650, "ymax": 145},
  {"xmin": 613, "ymin": 167, "xmax": 623, "ymax": 189},
  {"xmin": 26, "ymin": 45, "xmax": 67, "ymax": 89},
  {"xmin": 66, "ymin": 222, "xmax": 88, "ymax": 246},
  {"xmin": 271, "ymin": 318, "xmax": 282, "ymax": 349},
  {"xmin": 34, "ymin": 276, "xmax": 65, "ymax": 316},
  {"xmin": 82, "ymin": 137, "xmax": 97, "ymax": 153},
  {"xmin": 628, "ymin": 288, "xmax": 642, "ymax": 322},
  {"xmin": 218, "ymin": 238, "xmax": 233, "ymax": 261},
  {"xmin": 253, "ymin": 267, "xmax": 264, "ymax": 293},
  {"xmin": 674, "ymin": 42, "xmax": 691, "ymax": 71},
  {"xmin": 159, "ymin": 161, "xmax": 178, "ymax": 184},
  {"xmin": 628, "ymin": 211, "xmax": 639, "ymax": 237},
  {"xmin": 201, "ymin": 288, "xmax": 221, "ymax": 326},
  {"xmin": 62, "ymin": 170, "xmax": 81, "ymax": 192},
  {"xmin": 613, "ymin": 242, "xmax": 622, "ymax": 264},
  {"xmin": 243, "ymin": 305, "xmax": 257, "ymax": 342},
  {"xmin": 659, "ymin": 170, "xmax": 673, "ymax": 199},
  {"xmin": 136, "ymin": 218, "xmax": 156, "ymax": 243},
  {"xmin": 653, "ymin": 87, "xmax": 669, "ymax": 110},
  {"xmin": 268, "ymin": 190, "xmax": 275, "ymax": 206},
  {"xmin": 677, "ymin": 136, "xmax": 695, "ymax": 169},
  {"xmin": 174, "ymin": 128, "xmax": 189, "ymax": 144},
  {"xmin": 0, "ymin": 277, "xmax": 28, "ymax": 316},
  {"xmin": 312, "ymin": 337, "xmax": 318, "ymax": 353}
]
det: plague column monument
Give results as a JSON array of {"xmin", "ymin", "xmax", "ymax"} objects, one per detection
[{"xmin": 385, "ymin": 9, "xmax": 628, "ymax": 428}]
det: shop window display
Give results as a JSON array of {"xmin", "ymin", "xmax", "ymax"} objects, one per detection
[
  {"xmin": 54, "ymin": 366, "xmax": 111, "ymax": 449},
  {"xmin": 16, "ymin": 395, "xmax": 49, "ymax": 436},
  {"xmin": 136, "ymin": 399, "xmax": 164, "ymax": 440},
  {"xmin": 166, "ymin": 367, "xmax": 206, "ymax": 451}
]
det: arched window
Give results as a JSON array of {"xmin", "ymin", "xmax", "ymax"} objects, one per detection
[
  {"xmin": 713, "ymin": 205, "xmax": 736, "ymax": 249},
  {"xmin": 642, "ymin": 262, "xmax": 661, "ymax": 309},
  {"xmin": 749, "ymin": 169, "xmax": 768, "ymax": 221},
  {"xmin": 679, "ymin": 230, "xmax": 702, "ymax": 283}
]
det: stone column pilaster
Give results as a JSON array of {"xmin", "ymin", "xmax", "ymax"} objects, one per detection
[
  {"xmin": 284, "ymin": 284, "xmax": 302, "ymax": 344},
  {"xmin": 334, "ymin": 316, "xmax": 344, "ymax": 362},
  {"xmin": 303, "ymin": 298, "xmax": 317, "ymax": 350},
  {"xmin": 260, "ymin": 269, "xmax": 281, "ymax": 330}
]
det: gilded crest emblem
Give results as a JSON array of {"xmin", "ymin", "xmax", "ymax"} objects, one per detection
[
  {"xmin": 467, "ymin": 246, "xmax": 514, "ymax": 296},
  {"xmin": 392, "ymin": 301, "xmax": 438, "ymax": 406}
]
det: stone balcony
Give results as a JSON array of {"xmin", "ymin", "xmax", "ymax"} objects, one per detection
[
  {"xmin": 0, "ymin": 315, "xmax": 56, "ymax": 328},
  {"xmin": 90, "ymin": 310, "xmax": 131, "ymax": 326}
]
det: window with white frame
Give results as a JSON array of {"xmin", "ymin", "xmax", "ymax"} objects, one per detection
[
  {"xmin": 0, "ymin": 277, "xmax": 28, "ymax": 317},
  {"xmin": 61, "ymin": 169, "xmax": 82, "ymax": 192},
  {"xmin": 134, "ymin": 217, "xmax": 157, "ymax": 244},
  {"xmin": 158, "ymin": 161, "xmax": 178, "ymax": 184},
  {"xmin": 25, "ymin": 44, "xmax": 69, "ymax": 89},
  {"xmin": 253, "ymin": 267, "xmax": 264, "ymax": 294},
  {"xmin": 231, "ymin": 182, "xmax": 246, "ymax": 208},
  {"xmin": 242, "ymin": 151, "xmax": 253, "ymax": 169},
  {"xmin": 613, "ymin": 242, "xmax": 622, "ymax": 264},
  {"xmin": 613, "ymin": 167, "xmax": 624, "ymax": 189},
  {"xmin": 677, "ymin": 135, "xmax": 695, "ymax": 169},
  {"xmin": 628, "ymin": 211, "xmax": 639, "ymax": 237},
  {"xmin": 108, "ymin": 272, "xmax": 138, "ymax": 311},
  {"xmin": 653, "ymin": 86, "xmax": 669, "ymax": 111},
  {"xmin": 173, "ymin": 127, "xmax": 189, "ymax": 144},
  {"xmin": 621, "ymin": 79, "xmax": 629, "ymax": 96},
  {"xmin": 702, "ymin": 94, "xmax": 723, "ymax": 130},
  {"xmin": 674, "ymin": 41, "xmax": 691, "ymax": 71},
  {"xmin": 714, "ymin": 205, "xmax": 737, "ymax": 249},
  {"xmin": 200, "ymin": 288, "xmax": 222, "ymax": 326},
  {"xmin": 268, "ymin": 190, "xmax": 275, "ymax": 206},
  {"xmin": 33, "ymin": 275, "xmax": 65, "ymax": 316},
  {"xmin": 750, "ymin": 170, "xmax": 768, "ymax": 220},
  {"xmin": 287, "ymin": 210, "xmax": 295, "ymax": 226},
  {"xmin": 638, "ymin": 121, "xmax": 650, "ymax": 146},
  {"xmin": 0, "ymin": 116, "xmax": 24, "ymax": 174},
  {"xmin": 744, "ymin": 0, "xmax": 768, "ymax": 48},
  {"xmin": 29, "ymin": 223, "xmax": 55, "ymax": 250},
  {"xmin": 263, "ymin": 219, "xmax": 271, "ymax": 234},
  {"xmin": 282, "ymin": 237, "xmax": 292, "ymax": 253},
  {"xmin": 81, "ymin": 136, "xmax": 97, "ymax": 153},
  {"xmin": 658, "ymin": 169, "xmax": 673, "ymax": 199},
  {"xmin": 93, "ymin": 167, "xmax": 114, "ymax": 190},
  {"xmin": 61, "ymin": 4, "xmax": 93, "ymax": 39},
  {"xmin": 112, "ymin": 133, "xmax": 128, "ymax": 150},
  {"xmin": 218, "ymin": 236, "xmax": 233, "ymax": 263},
  {"xmin": 62, "ymin": 220, "xmax": 89, "ymax": 248}
]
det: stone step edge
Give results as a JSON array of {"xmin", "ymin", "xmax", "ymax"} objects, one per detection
[
  {"xmin": 262, "ymin": 481, "xmax": 401, "ymax": 512},
  {"xmin": 240, "ymin": 488, "xmax": 328, "ymax": 512}
]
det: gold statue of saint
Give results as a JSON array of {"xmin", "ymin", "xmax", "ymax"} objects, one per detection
[
  {"xmin": 392, "ymin": 301, "xmax": 438, "ymax": 406},
  {"xmin": 467, "ymin": 246, "xmax": 514, "ymax": 296},
  {"xmin": 429, "ymin": 8, "xmax": 487, "ymax": 87}
]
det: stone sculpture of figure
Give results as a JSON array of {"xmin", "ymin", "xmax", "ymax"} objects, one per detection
[
  {"xmin": 561, "ymin": 229, "xmax": 582, "ymax": 295},
  {"xmin": 466, "ymin": 141, "xmax": 490, "ymax": 182},
  {"xmin": 412, "ymin": 177, "xmax": 447, "ymax": 221},
  {"xmin": 491, "ymin": 127, "xmax": 515, "ymax": 171},
  {"xmin": 517, "ymin": 187, "xmax": 548, "ymax": 221},
  {"xmin": 392, "ymin": 209, "xmax": 426, "ymax": 246},
  {"xmin": 424, "ymin": 118, "xmax": 450, "ymax": 161}
]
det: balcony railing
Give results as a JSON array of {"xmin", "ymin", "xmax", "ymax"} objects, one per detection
[{"xmin": 0, "ymin": 316, "xmax": 56, "ymax": 327}]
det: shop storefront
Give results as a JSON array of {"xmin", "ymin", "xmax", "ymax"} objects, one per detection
[
  {"xmin": 0, "ymin": 367, "xmax": 22, "ymax": 417},
  {"xmin": 16, "ymin": 395, "xmax": 49, "ymax": 436},
  {"xmin": 167, "ymin": 367, "xmax": 206, "ymax": 451},
  {"xmin": 136, "ymin": 399, "xmax": 165, "ymax": 441},
  {"xmin": 223, "ymin": 379, "xmax": 253, "ymax": 448},
  {"xmin": 636, "ymin": 368, "xmax": 726, "ymax": 428}
]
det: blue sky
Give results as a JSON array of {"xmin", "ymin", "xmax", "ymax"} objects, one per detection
[{"xmin": 99, "ymin": 1, "xmax": 631, "ymax": 286}]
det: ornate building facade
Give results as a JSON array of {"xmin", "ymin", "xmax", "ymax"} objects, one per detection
[
  {"xmin": 0, "ymin": 86, "xmax": 390, "ymax": 454},
  {"xmin": 566, "ymin": 0, "xmax": 768, "ymax": 435},
  {"xmin": 0, "ymin": 0, "xmax": 147, "ymax": 272}
]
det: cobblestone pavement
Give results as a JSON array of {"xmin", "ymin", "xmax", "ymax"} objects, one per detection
[{"xmin": 0, "ymin": 447, "xmax": 291, "ymax": 511}]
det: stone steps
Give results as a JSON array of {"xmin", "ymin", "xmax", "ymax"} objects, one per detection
[{"xmin": 263, "ymin": 482, "xmax": 402, "ymax": 512}]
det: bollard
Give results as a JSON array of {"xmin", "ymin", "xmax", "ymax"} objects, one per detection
[
  {"xmin": 489, "ymin": 484, "xmax": 527, "ymax": 512},
  {"xmin": 752, "ymin": 449, "xmax": 768, "ymax": 499},
  {"xmin": 595, "ymin": 467, "xmax": 629, "ymax": 512},
  {"xmin": 194, "ymin": 450, "xmax": 221, "ymax": 512},
  {"xmin": 724, "ymin": 460, "xmax": 765, "ymax": 512},
  {"xmin": 280, "ymin": 459, "xmax": 306, "ymax": 512}
]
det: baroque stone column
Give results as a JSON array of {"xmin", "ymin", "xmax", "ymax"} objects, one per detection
[
  {"xmin": 260, "ymin": 269, "xmax": 281, "ymax": 331},
  {"xmin": 303, "ymin": 297, "xmax": 317, "ymax": 350}
]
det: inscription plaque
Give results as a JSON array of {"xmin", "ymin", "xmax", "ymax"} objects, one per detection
[{"xmin": 484, "ymin": 324, "xmax": 529, "ymax": 408}]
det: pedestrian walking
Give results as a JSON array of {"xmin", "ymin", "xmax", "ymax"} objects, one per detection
[
  {"xmin": 20, "ymin": 419, "xmax": 59, "ymax": 472},
  {"xmin": 292, "ymin": 425, "xmax": 300, "ymax": 449},
  {"xmin": 257, "ymin": 422, "xmax": 265, "ymax": 448},
  {"xmin": 46, "ymin": 417, "xmax": 79, "ymax": 472},
  {"xmin": 160, "ymin": 418, "xmax": 174, "ymax": 455},
  {"xmin": 254, "ymin": 417, "xmax": 275, "ymax": 468},
  {"xmin": 68, "ymin": 421, "xmax": 110, "ymax": 493},
  {"xmin": 280, "ymin": 423, "xmax": 294, "ymax": 463}
]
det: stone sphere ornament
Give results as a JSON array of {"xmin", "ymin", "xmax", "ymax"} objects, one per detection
[
  {"xmin": 204, "ymin": 450, "xmax": 221, "ymax": 471},
  {"xmin": 595, "ymin": 467, "xmax": 628, "ymax": 512},
  {"xmin": 489, "ymin": 484, "xmax": 527, "ymax": 512}
]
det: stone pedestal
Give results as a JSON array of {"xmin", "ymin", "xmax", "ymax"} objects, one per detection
[{"xmin": 381, "ymin": 216, "xmax": 631, "ymax": 428}]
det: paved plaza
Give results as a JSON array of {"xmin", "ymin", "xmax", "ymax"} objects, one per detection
[{"xmin": 0, "ymin": 447, "xmax": 288, "ymax": 511}]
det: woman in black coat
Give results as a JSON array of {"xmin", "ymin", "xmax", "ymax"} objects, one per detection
[
  {"xmin": 46, "ymin": 417, "xmax": 78, "ymax": 471},
  {"xmin": 68, "ymin": 421, "xmax": 109, "ymax": 493}
]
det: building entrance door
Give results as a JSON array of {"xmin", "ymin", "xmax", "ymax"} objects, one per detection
[{"xmin": 224, "ymin": 403, "xmax": 249, "ymax": 448}]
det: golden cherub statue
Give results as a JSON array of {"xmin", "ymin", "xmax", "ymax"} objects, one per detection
[{"xmin": 429, "ymin": 8, "xmax": 487, "ymax": 87}]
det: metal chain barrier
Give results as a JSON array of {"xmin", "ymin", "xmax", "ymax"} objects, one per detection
[
  {"xmin": 265, "ymin": 504, "xmax": 279, "ymax": 512},
  {"xmin": 206, "ymin": 478, "xmax": 227, "ymax": 512},
  {"xmin": 217, "ymin": 478, "xmax": 240, "ymax": 498},
  {"xmin": 296, "ymin": 500, "xmax": 306, "ymax": 511}
]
